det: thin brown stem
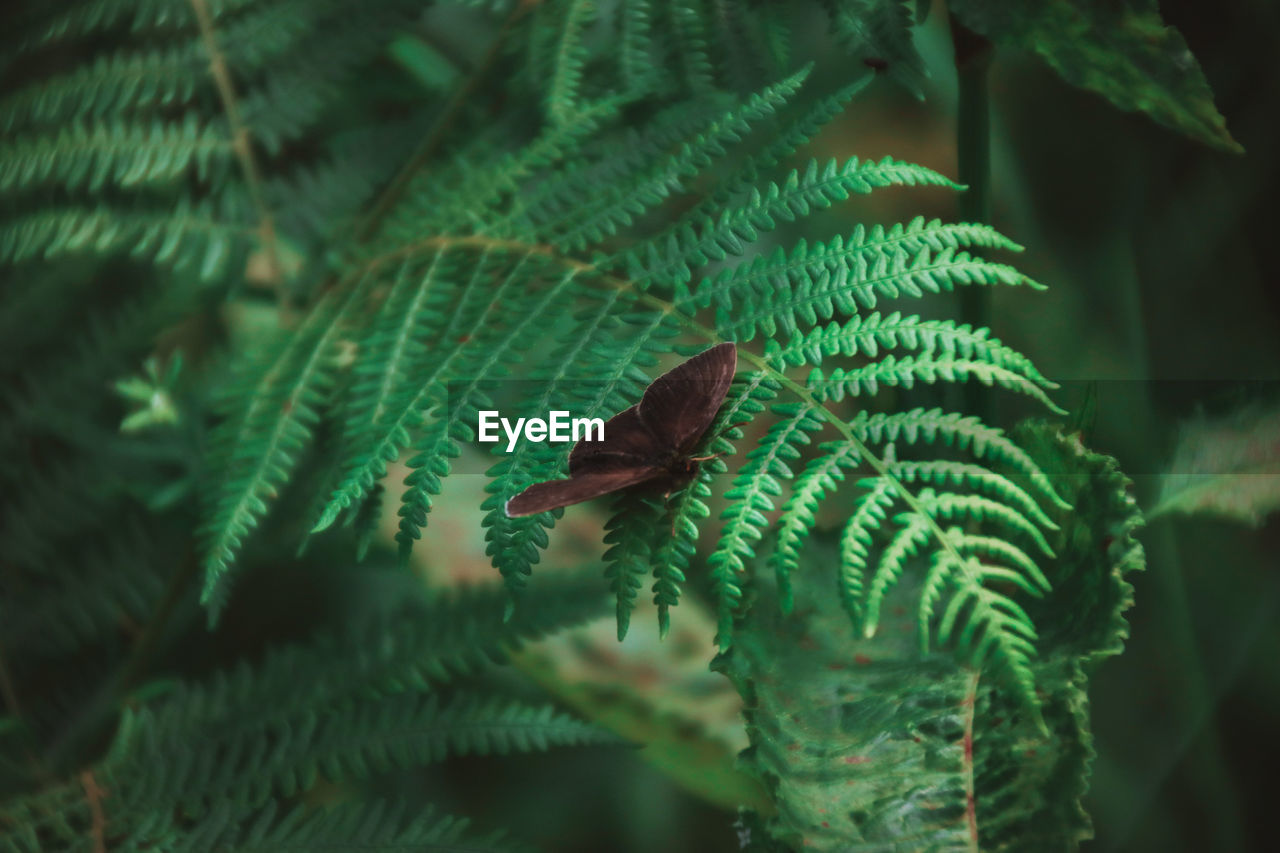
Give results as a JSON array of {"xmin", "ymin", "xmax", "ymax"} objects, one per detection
[
  {"xmin": 81, "ymin": 769, "xmax": 108, "ymax": 853},
  {"xmin": 961, "ymin": 669, "xmax": 980, "ymax": 851},
  {"xmin": 190, "ymin": 0, "xmax": 281, "ymax": 287}
]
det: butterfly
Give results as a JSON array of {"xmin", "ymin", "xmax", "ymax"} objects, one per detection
[{"xmin": 505, "ymin": 343, "xmax": 738, "ymax": 517}]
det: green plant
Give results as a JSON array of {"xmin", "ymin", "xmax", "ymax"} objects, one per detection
[{"xmin": 7, "ymin": 0, "xmax": 1238, "ymax": 850}]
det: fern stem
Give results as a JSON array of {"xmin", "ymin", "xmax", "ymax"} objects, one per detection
[
  {"xmin": 961, "ymin": 669, "xmax": 980, "ymax": 852},
  {"xmin": 80, "ymin": 770, "xmax": 107, "ymax": 853},
  {"xmin": 356, "ymin": 2, "xmax": 529, "ymax": 242},
  {"xmin": 189, "ymin": 0, "xmax": 281, "ymax": 288},
  {"xmin": 950, "ymin": 14, "xmax": 994, "ymax": 419}
]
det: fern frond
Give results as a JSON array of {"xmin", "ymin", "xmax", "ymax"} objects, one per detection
[
  {"xmin": 0, "ymin": 194, "xmax": 251, "ymax": 277},
  {"xmin": 618, "ymin": 0, "xmax": 657, "ymax": 94},
  {"xmin": 313, "ymin": 248, "xmax": 511, "ymax": 533},
  {"xmin": 0, "ymin": 0, "xmax": 358, "ymax": 134},
  {"xmin": 647, "ymin": 371, "xmax": 774, "ymax": 637},
  {"xmin": 615, "ymin": 79, "xmax": 873, "ymax": 288},
  {"xmin": 200, "ymin": 283, "xmax": 366, "ymax": 617},
  {"xmin": 490, "ymin": 96, "xmax": 722, "ymax": 243},
  {"xmin": 914, "ymin": 488, "xmax": 1055, "ymax": 557},
  {"xmin": 267, "ymin": 122, "xmax": 416, "ymax": 246},
  {"xmin": 837, "ymin": 474, "xmax": 900, "ymax": 623},
  {"xmin": 4, "ymin": 0, "xmax": 225, "ymax": 62},
  {"xmin": 629, "ymin": 157, "xmax": 957, "ymax": 293},
  {"xmin": 708, "ymin": 241, "xmax": 1036, "ymax": 341},
  {"xmin": 0, "ymin": 45, "xmax": 201, "ymax": 133},
  {"xmin": 239, "ymin": 2, "xmax": 420, "ymax": 154},
  {"xmin": 667, "ymin": 0, "xmax": 716, "ymax": 94},
  {"xmin": 928, "ymin": 550, "xmax": 1041, "ymax": 714},
  {"xmin": 138, "ymin": 575, "xmax": 607, "ymax": 747},
  {"xmin": 0, "ymin": 575, "xmax": 607, "ymax": 851},
  {"xmin": 648, "ymin": 473, "xmax": 711, "ymax": 638},
  {"xmin": 333, "ymin": 251, "xmax": 457, "ymax": 494},
  {"xmin": 0, "ymin": 522, "xmax": 165, "ymax": 661},
  {"xmin": 0, "ymin": 115, "xmax": 232, "ymax": 194},
  {"xmin": 112, "ymin": 689, "xmax": 616, "ymax": 818},
  {"xmin": 537, "ymin": 64, "xmax": 812, "ymax": 251},
  {"xmin": 859, "ymin": 487, "xmax": 1055, "ymax": 639},
  {"xmin": 603, "ymin": 492, "xmax": 663, "ymax": 640},
  {"xmin": 414, "ymin": 98, "xmax": 621, "ymax": 243},
  {"xmin": 820, "ymin": 0, "xmax": 927, "ymax": 96},
  {"xmin": 848, "ymin": 408, "xmax": 1071, "ymax": 510},
  {"xmin": 709, "ymin": 401, "xmax": 824, "ymax": 642},
  {"xmin": 770, "ymin": 440, "xmax": 863, "ymax": 612},
  {"xmin": 200, "ymin": 800, "xmax": 529, "ymax": 853},
  {"xmin": 772, "ymin": 304, "xmax": 1037, "ymax": 368},
  {"xmin": 809, "ymin": 350, "xmax": 1064, "ymax": 413},
  {"xmin": 547, "ymin": 0, "xmax": 597, "ymax": 125},
  {"xmin": 886, "ymin": 457, "xmax": 1059, "ymax": 533}
]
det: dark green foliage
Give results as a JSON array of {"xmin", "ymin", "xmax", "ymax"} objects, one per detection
[
  {"xmin": 0, "ymin": 578, "xmax": 615, "ymax": 852},
  {"xmin": 0, "ymin": 0, "xmax": 1170, "ymax": 849},
  {"xmin": 0, "ymin": 0, "xmax": 420, "ymax": 277},
  {"xmin": 134, "ymin": 8, "xmax": 1065, "ymax": 715},
  {"xmin": 949, "ymin": 0, "xmax": 1241, "ymax": 154}
]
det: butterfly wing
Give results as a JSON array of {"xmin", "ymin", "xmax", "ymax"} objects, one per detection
[
  {"xmin": 505, "ymin": 467, "xmax": 661, "ymax": 517},
  {"xmin": 509, "ymin": 343, "xmax": 737, "ymax": 518},
  {"xmin": 567, "ymin": 404, "xmax": 661, "ymax": 474},
  {"xmin": 636, "ymin": 342, "xmax": 737, "ymax": 454}
]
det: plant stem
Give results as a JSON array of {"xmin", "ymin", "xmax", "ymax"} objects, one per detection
[
  {"xmin": 950, "ymin": 14, "xmax": 994, "ymax": 419},
  {"xmin": 191, "ymin": 0, "xmax": 281, "ymax": 288}
]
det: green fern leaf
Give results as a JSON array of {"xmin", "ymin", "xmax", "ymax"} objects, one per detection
[
  {"xmin": 848, "ymin": 407, "xmax": 1070, "ymax": 510},
  {"xmin": 708, "ymin": 401, "xmax": 824, "ymax": 643},
  {"xmin": 200, "ymin": 285, "xmax": 364, "ymax": 617},
  {"xmin": 603, "ymin": 492, "xmax": 664, "ymax": 640},
  {"xmin": 0, "ymin": 116, "xmax": 232, "ymax": 193},
  {"xmin": 770, "ymin": 440, "xmax": 862, "ymax": 613},
  {"xmin": 547, "ymin": 0, "xmax": 596, "ymax": 124},
  {"xmin": 809, "ymin": 351, "xmax": 1064, "ymax": 413},
  {"xmin": 542, "ymin": 64, "xmax": 812, "ymax": 251}
]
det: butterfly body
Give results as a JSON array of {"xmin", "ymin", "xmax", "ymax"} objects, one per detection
[{"xmin": 505, "ymin": 343, "xmax": 737, "ymax": 517}]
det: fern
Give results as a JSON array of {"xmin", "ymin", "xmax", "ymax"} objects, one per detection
[
  {"xmin": 0, "ymin": 0, "xmax": 420, "ymax": 278},
  {"xmin": 718, "ymin": 424, "xmax": 1142, "ymax": 848},
  {"xmin": 0, "ymin": 0, "xmax": 1156, "ymax": 848},
  {"xmin": 169, "ymin": 51, "xmax": 1073, "ymax": 719},
  {"xmin": 0, "ymin": 576, "xmax": 615, "ymax": 851}
]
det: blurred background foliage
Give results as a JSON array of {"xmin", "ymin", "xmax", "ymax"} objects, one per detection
[{"xmin": 2, "ymin": 0, "xmax": 1278, "ymax": 850}]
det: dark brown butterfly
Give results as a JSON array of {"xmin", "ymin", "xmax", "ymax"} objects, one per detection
[{"xmin": 505, "ymin": 343, "xmax": 738, "ymax": 517}]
